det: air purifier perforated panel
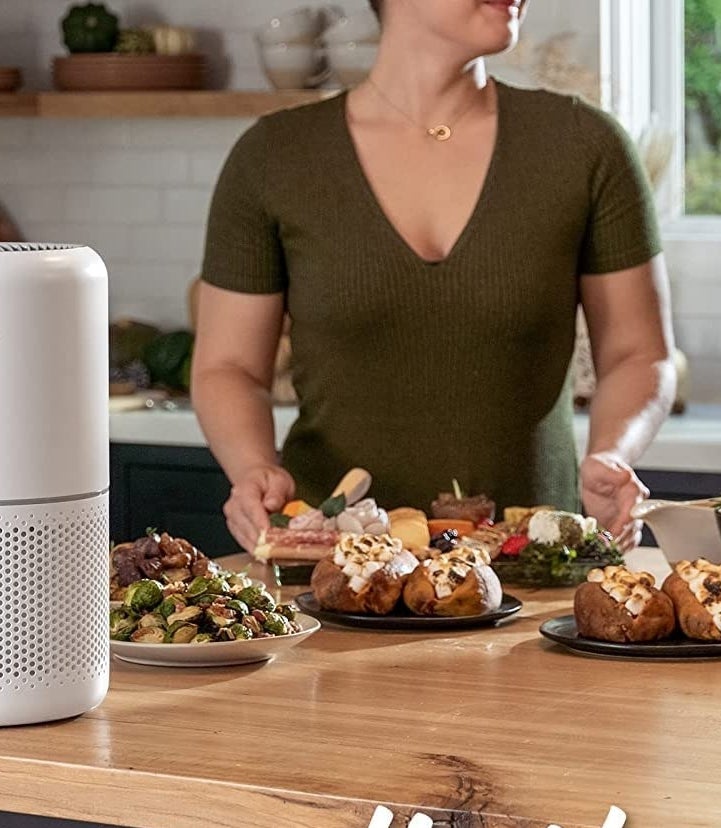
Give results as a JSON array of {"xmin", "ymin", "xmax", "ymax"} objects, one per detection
[{"xmin": 0, "ymin": 495, "xmax": 109, "ymax": 725}]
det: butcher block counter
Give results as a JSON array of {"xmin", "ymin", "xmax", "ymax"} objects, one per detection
[{"xmin": 0, "ymin": 549, "xmax": 718, "ymax": 828}]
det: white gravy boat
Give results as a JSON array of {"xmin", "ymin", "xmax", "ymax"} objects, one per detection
[{"xmin": 631, "ymin": 498, "xmax": 721, "ymax": 563}]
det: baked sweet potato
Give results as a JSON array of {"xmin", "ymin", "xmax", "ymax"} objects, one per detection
[
  {"xmin": 403, "ymin": 558, "xmax": 503, "ymax": 617},
  {"xmin": 311, "ymin": 535, "xmax": 418, "ymax": 615},
  {"xmin": 574, "ymin": 580, "xmax": 675, "ymax": 643},
  {"xmin": 663, "ymin": 568, "xmax": 721, "ymax": 641}
]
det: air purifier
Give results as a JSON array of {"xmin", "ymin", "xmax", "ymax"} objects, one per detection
[{"xmin": 0, "ymin": 243, "xmax": 109, "ymax": 726}]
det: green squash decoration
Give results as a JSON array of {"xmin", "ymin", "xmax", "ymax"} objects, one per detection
[
  {"xmin": 144, "ymin": 330, "xmax": 195, "ymax": 389},
  {"xmin": 62, "ymin": 3, "xmax": 119, "ymax": 53},
  {"xmin": 114, "ymin": 28, "xmax": 156, "ymax": 55}
]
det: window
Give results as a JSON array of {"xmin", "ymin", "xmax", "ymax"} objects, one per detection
[
  {"xmin": 683, "ymin": 0, "xmax": 721, "ymax": 215},
  {"xmin": 603, "ymin": 0, "xmax": 721, "ymax": 226}
]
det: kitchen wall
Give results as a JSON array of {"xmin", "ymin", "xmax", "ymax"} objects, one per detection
[{"xmin": 0, "ymin": 0, "xmax": 719, "ymax": 401}]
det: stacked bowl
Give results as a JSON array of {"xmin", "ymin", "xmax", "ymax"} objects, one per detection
[
  {"xmin": 324, "ymin": 10, "xmax": 380, "ymax": 87},
  {"xmin": 256, "ymin": 7, "xmax": 335, "ymax": 90}
]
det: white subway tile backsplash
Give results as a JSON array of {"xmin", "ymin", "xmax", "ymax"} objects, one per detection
[
  {"xmin": 92, "ymin": 150, "xmax": 189, "ymax": 185},
  {"xmin": 162, "ymin": 188, "xmax": 213, "ymax": 224},
  {"xmin": 127, "ymin": 119, "xmax": 248, "ymax": 149},
  {"xmin": 2, "ymin": 185, "xmax": 68, "ymax": 223},
  {"xmin": 29, "ymin": 121, "xmax": 133, "ymax": 148},
  {"xmin": 129, "ymin": 224, "xmax": 206, "ymax": 264},
  {"xmin": 190, "ymin": 149, "xmax": 228, "ymax": 185},
  {"xmin": 674, "ymin": 317, "xmax": 721, "ymax": 358},
  {"xmin": 21, "ymin": 221, "xmax": 131, "ymax": 260},
  {"xmin": 670, "ymin": 279, "xmax": 721, "ymax": 318},
  {"xmin": 0, "ymin": 120, "xmax": 31, "ymax": 148},
  {"xmin": 65, "ymin": 187, "xmax": 161, "ymax": 223}
]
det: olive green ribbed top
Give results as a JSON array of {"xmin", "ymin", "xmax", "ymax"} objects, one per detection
[{"xmin": 201, "ymin": 81, "xmax": 661, "ymax": 514}]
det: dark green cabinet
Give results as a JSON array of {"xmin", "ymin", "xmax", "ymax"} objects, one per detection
[{"xmin": 110, "ymin": 443, "xmax": 242, "ymax": 557}]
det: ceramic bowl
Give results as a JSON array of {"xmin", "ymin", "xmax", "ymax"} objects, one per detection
[
  {"xmin": 258, "ymin": 41, "xmax": 327, "ymax": 89},
  {"xmin": 257, "ymin": 8, "xmax": 324, "ymax": 46},
  {"xmin": 327, "ymin": 41, "xmax": 378, "ymax": 87},
  {"xmin": 323, "ymin": 11, "xmax": 381, "ymax": 45},
  {"xmin": 630, "ymin": 499, "xmax": 721, "ymax": 563}
]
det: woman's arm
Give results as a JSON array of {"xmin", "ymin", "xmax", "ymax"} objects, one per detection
[
  {"xmin": 191, "ymin": 282, "xmax": 295, "ymax": 549},
  {"xmin": 579, "ymin": 253, "xmax": 677, "ymax": 544}
]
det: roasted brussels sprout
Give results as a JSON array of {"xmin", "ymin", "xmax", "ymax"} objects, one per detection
[
  {"xmin": 226, "ymin": 599, "xmax": 249, "ymax": 615},
  {"xmin": 185, "ymin": 576, "xmax": 213, "ymax": 597},
  {"xmin": 263, "ymin": 612, "xmax": 291, "ymax": 636},
  {"xmin": 230, "ymin": 623, "xmax": 253, "ymax": 640},
  {"xmin": 138, "ymin": 611, "xmax": 166, "ymax": 629},
  {"xmin": 237, "ymin": 585, "xmax": 275, "ymax": 611},
  {"xmin": 110, "ymin": 609, "xmax": 138, "ymax": 641},
  {"xmin": 131, "ymin": 627, "xmax": 165, "ymax": 643},
  {"xmin": 242, "ymin": 615, "xmax": 263, "ymax": 636},
  {"xmin": 191, "ymin": 633, "xmax": 213, "ymax": 644},
  {"xmin": 227, "ymin": 571, "xmax": 252, "ymax": 588},
  {"xmin": 276, "ymin": 603, "xmax": 297, "ymax": 622},
  {"xmin": 206, "ymin": 604, "xmax": 237, "ymax": 628},
  {"xmin": 158, "ymin": 594, "xmax": 187, "ymax": 618},
  {"xmin": 164, "ymin": 621, "xmax": 198, "ymax": 644},
  {"xmin": 166, "ymin": 605, "xmax": 202, "ymax": 626},
  {"xmin": 123, "ymin": 579, "xmax": 163, "ymax": 613}
]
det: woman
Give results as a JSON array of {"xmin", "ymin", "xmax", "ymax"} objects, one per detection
[{"xmin": 193, "ymin": 0, "xmax": 676, "ymax": 553}]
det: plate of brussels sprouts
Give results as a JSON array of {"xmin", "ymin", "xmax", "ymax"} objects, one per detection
[{"xmin": 109, "ymin": 575, "xmax": 320, "ymax": 667}]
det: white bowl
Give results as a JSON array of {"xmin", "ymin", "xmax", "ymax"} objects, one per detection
[
  {"xmin": 631, "ymin": 498, "xmax": 721, "ymax": 563},
  {"xmin": 257, "ymin": 8, "xmax": 323, "ymax": 46},
  {"xmin": 323, "ymin": 11, "xmax": 381, "ymax": 45},
  {"xmin": 258, "ymin": 41, "xmax": 327, "ymax": 89},
  {"xmin": 327, "ymin": 41, "xmax": 378, "ymax": 87}
]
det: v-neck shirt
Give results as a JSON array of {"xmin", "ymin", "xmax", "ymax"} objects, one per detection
[
  {"xmin": 340, "ymin": 86, "xmax": 502, "ymax": 266},
  {"xmin": 202, "ymin": 81, "xmax": 661, "ymax": 514}
]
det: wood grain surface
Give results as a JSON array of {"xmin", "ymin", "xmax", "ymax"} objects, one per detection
[
  {"xmin": 0, "ymin": 549, "xmax": 716, "ymax": 828},
  {"xmin": 0, "ymin": 90, "xmax": 330, "ymax": 119}
]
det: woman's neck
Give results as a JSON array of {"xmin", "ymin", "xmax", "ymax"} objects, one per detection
[{"xmin": 360, "ymin": 24, "xmax": 492, "ymax": 123}]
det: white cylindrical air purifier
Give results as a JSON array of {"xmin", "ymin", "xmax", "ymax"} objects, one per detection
[{"xmin": 0, "ymin": 243, "xmax": 109, "ymax": 726}]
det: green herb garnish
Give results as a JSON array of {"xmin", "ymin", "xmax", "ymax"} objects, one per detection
[
  {"xmin": 320, "ymin": 493, "xmax": 346, "ymax": 518},
  {"xmin": 269, "ymin": 513, "xmax": 291, "ymax": 528}
]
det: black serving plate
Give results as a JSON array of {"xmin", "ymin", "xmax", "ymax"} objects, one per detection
[
  {"xmin": 294, "ymin": 591, "xmax": 522, "ymax": 631},
  {"xmin": 540, "ymin": 615, "xmax": 721, "ymax": 660}
]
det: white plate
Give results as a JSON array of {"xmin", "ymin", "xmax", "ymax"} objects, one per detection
[{"xmin": 110, "ymin": 613, "xmax": 320, "ymax": 667}]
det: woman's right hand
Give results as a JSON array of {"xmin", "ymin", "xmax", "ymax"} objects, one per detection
[{"xmin": 223, "ymin": 464, "xmax": 296, "ymax": 552}]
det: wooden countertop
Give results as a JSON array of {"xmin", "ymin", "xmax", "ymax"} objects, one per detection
[{"xmin": 0, "ymin": 549, "xmax": 717, "ymax": 828}]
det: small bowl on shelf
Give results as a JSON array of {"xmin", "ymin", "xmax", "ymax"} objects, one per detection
[
  {"xmin": 257, "ymin": 41, "xmax": 329, "ymax": 90},
  {"xmin": 257, "ymin": 8, "xmax": 325, "ymax": 46},
  {"xmin": 0, "ymin": 67, "xmax": 23, "ymax": 92}
]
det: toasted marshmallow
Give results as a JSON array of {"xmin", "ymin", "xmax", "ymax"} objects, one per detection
[
  {"xmin": 588, "ymin": 565, "xmax": 657, "ymax": 616},
  {"xmin": 675, "ymin": 558, "xmax": 721, "ymax": 620},
  {"xmin": 333, "ymin": 533, "xmax": 405, "ymax": 592},
  {"xmin": 424, "ymin": 545, "xmax": 491, "ymax": 600}
]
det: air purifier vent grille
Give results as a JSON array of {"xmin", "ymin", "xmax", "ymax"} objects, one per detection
[
  {"xmin": 0, "ymin": 497, "xmax": 109, "ymax": 694},
  {"xmin": 0, "ymin": 243, "xmax": 82, "ymax": 253}
]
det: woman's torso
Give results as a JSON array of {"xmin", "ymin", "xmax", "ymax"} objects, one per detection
[{"xmin": 252, "ymin": 83, "xmax": 598, "ymax": 513}]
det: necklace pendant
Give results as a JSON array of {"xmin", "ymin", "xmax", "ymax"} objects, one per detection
[{"xmin": 428, "ymin": 124, "xmax": 452, "ymax": 142}]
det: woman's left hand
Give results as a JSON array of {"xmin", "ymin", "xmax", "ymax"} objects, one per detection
[{"xmin": 580, "ymin": 452, "xmax": 649, "ymax": 552}]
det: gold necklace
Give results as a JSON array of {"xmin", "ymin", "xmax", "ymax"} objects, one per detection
[{"xmin": 365, "ymin": 76, "xmax": 479, "ymax": 142}]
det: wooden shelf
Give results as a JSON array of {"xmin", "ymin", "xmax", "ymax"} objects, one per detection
[{"xmin": 0, "ymin": 89, "xmax": 333, "ymax": 118}]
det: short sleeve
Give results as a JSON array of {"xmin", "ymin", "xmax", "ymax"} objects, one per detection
[
  {"xmin": 201, "ymin": 118, "xmax": 287, "ymax": 293},
  {"xmin": 575, "ymin": 102, "xmax": 662, "ymax": 275}
]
